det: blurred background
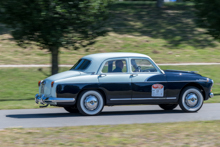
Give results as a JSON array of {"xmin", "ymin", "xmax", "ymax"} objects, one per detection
[
  {"xmin": 0, "ymin": 0, "xmax": 220, "ymax": 146},
  {"xmin": 0, "ymin": 0, "xmax": 219, "ymax": 110}
]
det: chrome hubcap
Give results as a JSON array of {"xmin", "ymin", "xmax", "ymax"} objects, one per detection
[
  {"xmin": 84, "ymin": 95, "xmax": 98, "ymax": 111},
  {"xmin": 185, "ymin": 93, "xmax": 198, "ymax": 107}
]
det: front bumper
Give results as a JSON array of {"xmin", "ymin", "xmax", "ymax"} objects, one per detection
[
  {"xmin": 209, "ymin": 93, "xmax": 214, "ymax": 98},
  {"xmin": 35, "ymin": 94, "xmax": 75, "ymax": 106}
]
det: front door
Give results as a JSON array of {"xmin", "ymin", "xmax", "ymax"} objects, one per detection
[
  {"xmin": 130, "ymin": 58, "xmax": 167, "ymax": 100},
  {"xmin": 98, "ymin": 58, "xmax": 132, "ymax": 104}
]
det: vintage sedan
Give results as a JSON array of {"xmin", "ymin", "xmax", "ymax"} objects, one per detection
[{"xmin": 35, "ymin": 53, "xmax": 214, "ymax": 116}]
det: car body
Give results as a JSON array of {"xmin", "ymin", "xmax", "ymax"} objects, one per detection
[{"xmin": 35, "ymin": 52, "xmax": 214, "ymax": 115}]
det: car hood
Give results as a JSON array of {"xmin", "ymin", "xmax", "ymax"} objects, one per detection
[
  {"xmin": 163, "ymin": 70, "xmax": 201, "ymax": 76},
  {"xmin": 46, "ymin": 70, "xmax": 81, "ymax": 81}
]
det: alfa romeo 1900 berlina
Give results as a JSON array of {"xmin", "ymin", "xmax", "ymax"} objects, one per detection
[{"xmin": 35, "ymin": 53, "xmax": 214, "ymax": 116}]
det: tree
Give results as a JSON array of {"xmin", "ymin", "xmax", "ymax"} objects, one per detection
[
  {"xmin": 156, "ymin": 0, "xmax": 164, "ymax": 8},
  {"xmin": 194, "ymin": 0, "xmax": 220, "ymax": 41},
  {"xmin": 0, "ymin": 0, "xmax": 113, "ymax": 74}
]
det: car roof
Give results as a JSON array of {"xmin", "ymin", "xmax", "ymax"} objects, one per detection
[
  {"xmin": 82, "ymin": 52, "xmax": 152, "ymax": 73},
  {"xmin": 83, "ymin": 52, "xmax": 150, "ymax": 61}
]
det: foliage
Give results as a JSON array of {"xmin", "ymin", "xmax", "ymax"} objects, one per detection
[
  {"xmin": 194, "ymin": 0, "xmax": 220, "ymax": 41},
  {"xmin": 0, "ymin": 0, "xmax": 113, "ymax": 74},
  {"xmin": 0, "ymin": 2, "xmax": 220, "ymax": 66}
]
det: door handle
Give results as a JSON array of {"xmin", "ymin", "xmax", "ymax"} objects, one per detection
[
  {"xmin": 99, "ymin": 74, "xmax": 106, "ymax": 77},
  {"xmin": 131, "ymin": 74, "xmax": 138, "ymax": 77}
]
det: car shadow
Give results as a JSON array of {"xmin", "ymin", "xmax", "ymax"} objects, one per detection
[{"xmin": 6, "ymin": 109, "xmax": 186, "ymax": 119}]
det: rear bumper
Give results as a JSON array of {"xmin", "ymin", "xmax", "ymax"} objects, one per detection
[{"xmin": 35, "ymin": 94, "xmax": 75, "ymax": 106}]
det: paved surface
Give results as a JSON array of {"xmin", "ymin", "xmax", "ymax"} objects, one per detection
[
  {"xmin": 0, "ymin": 103, "xmax": 220, "ymax": 129},
  {"xmin": 0, "ymin": 63, "xmax": 220, "ymax": 68}
]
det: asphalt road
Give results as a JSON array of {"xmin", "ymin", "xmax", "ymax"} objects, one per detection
[{"xmin": 1, "ymin": 103, "xmax": 220, "ymax": 129}]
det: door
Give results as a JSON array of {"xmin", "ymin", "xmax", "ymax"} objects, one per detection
[
  {"xmin": 98, "ymin": 58, "xmax": 132, "ymax": 103},
  {"xmin": 130, "ymin": 58, "xmax": 167, "ymax": 100}
]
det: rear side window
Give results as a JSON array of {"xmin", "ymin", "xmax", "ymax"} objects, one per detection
[
  {"xmin": 71, "ymin": 59, "xmax": 91, "ymax": 70},
  {"xmin": 102, "ymin": 59, "xmax": 127, "ymax": 73}
]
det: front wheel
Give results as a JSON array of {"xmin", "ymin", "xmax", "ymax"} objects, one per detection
[
  {"xmin": 179, "ymin": 86, "xmax": 204, "ymax": 112},
  {"xmin": 77, "ymin": 90, "xmax": 104, "ymax": 116},
  {"xmin": 159, "ymin": 104, "xmax": 178, "ymax": 110}
]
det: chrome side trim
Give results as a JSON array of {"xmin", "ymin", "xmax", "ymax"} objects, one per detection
[
  {"xmin": 132, "ymin": 98, "xmax": 166, "ymax": 100},
  {"xmin": 145, "ymin": 80, "xmax": 207, "ymax": 83},
  {"xmin": 167, "ymin": 97, "xmax": 177, "ymax": 99},
  {"xmin": 110, "ymin": 98, "xmax": 132, "ymax": 101},
  {"xmin": 145, "ymin": 81, "xmax": 167, "ymax": 83},
  {"xmin": 110, "ymin": 97, "xmax": 177, "ymax": 100}
]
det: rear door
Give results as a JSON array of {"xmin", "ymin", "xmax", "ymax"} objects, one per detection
[{"xmin": 130, "ymin": 58, "xmax": 167, "ymax": 100}]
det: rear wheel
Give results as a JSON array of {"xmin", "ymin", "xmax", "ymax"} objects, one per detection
[
  {"xmin": 77, "ymin": 90, "xmax": 104, "ymax": 116},
  {"xmin": 64, "ymin": 106, "xmax": 79, "ymax": 113},
  {"xmin": 179, "ymin": 86, "xmax": 203, "ymax": 112},
  {"xmin": 159, "ymin": 104, "xmax": 178, "ymax": 110}
]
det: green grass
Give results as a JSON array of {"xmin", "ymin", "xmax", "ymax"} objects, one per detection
[
  {"xmin": 0, "ymin": 2, "xmax": 220, "ymax": 65},
  {"xmin": 1, "ymin": 120, "xmax": 220, "ymax": 146},
  {"xmin": 0, "ymin": 67, "xmax": 69, "ymax": 109},
  {"xmin": 0, "ymin": 65, "xmax": 219, "ymax": 110}
]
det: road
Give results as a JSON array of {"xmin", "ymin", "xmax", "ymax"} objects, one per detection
[
  {"xmin": 0, "ymin": 103, "xmax": 220, "ymax": 129},
  {"xmin": 0, "ymin": 63, "xmax": 220, "ymax": 68}
]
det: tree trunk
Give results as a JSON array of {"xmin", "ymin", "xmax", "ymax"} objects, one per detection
[
  {"xmin": 156, "ymin": 0, "xmax": 164, "ymax": 8},
  {"xmin": 51, "ymin": 46, "xmax": 59, "ymax": 75}
]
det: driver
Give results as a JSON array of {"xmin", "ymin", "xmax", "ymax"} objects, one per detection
[{"xmin": 113, "ymin": 60, "xmax": 124, "ymax": 72}]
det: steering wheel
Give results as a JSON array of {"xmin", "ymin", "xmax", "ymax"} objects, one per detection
[
  {"xmin": 137, "ymin": 66, "xmax": 141, "ymax": 72},
  {"xmin": 142, "ymin": 68, "xmax": 157, "ymax": 72}
]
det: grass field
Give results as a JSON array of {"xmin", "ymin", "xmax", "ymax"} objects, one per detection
[
  {"xmin": 0, "ymin": 2, "xmax": 220, "ymax": 65},
  {"xmin": 0, "ymin": 65, "xmax": 219, "ymax": 110},
  {"xmin": 0, "ymin": 67, "xmax": 69, "ymax": 109},
  {"xmin": 0, "ymin": 120, "xmax": 220, "ymax": 146}
]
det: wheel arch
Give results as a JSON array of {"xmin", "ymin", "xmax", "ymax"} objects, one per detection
[
  {"xmin": 75, "ymin": 88, "xmax": 107, "ymax": 105},
  {"xmin": 178, "ymin": 83, "xmax": 206, "ymax": 101}
]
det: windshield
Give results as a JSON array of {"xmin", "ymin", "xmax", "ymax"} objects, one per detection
[{"xmin": 70, "ymin": 59, "xmax": 91, "ymax": 70}]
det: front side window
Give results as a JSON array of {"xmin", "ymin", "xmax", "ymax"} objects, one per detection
[
  {"xmin": 131, "ymin": 59, "xmax": 158, "ymax": 73},
  {"xmin": 71, "ymin": 59, "xmax": 91, "ymax": 70},
  {"xmin": 102, "ymin": 59, "xmax": 127, "ymax": 73}
]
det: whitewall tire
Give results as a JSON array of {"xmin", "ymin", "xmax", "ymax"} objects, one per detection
[
  {"xmin": 77, "ymin": 90, "xmax": 104, "ymax": 116},
  {"xmin": 179, "ymin": 86, "xmax": 204, "ymax": 112}
]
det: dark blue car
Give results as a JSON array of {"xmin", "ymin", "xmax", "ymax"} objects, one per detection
[{"xmin": 35, "ymin": 53, "xmax": 214, "ymax": 116}]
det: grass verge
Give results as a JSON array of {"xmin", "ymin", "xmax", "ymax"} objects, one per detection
[
  {"xmin": 1, "ymin": 120, "xmax": 220, "ymax": 146},
  {"xmin": 0, "ymin": 67, "xmax": 69, "ymax": 109},
  {"xmin": 0, "ymin": 65, "xmax": 219, "ymax": 110}
]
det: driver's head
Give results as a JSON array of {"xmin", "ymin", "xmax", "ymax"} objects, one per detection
[{"xmin": 116, "ymin": 60, "xmax": 123, "ymax": 69}]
